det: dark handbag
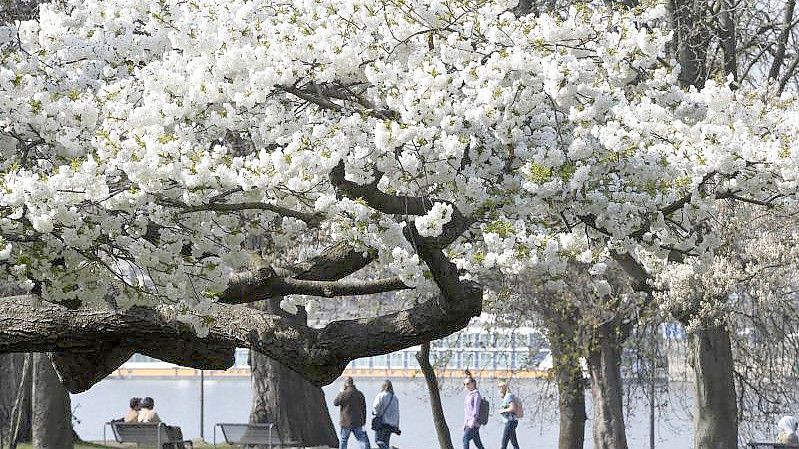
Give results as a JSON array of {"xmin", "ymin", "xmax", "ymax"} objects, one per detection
[{"xmin": 370, "ymin": 415, "xmax": 383, "ymax": 431}]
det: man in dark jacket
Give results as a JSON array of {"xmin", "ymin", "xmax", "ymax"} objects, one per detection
[{"xmin": 333, "ymin": 377, "xmax": 371, "ymax": 449}]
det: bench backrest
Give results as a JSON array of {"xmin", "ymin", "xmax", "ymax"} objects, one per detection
[
  {"xmin": 111, "ymin": 422, "xmax": 171, "ymax": 444},
  {"xmin": 219, "ymin": 423, "xmax": 280, "ymax": 444},
  {"xmin": 748, "ymin": 443, "xmax": 799, "ymax": 449}
]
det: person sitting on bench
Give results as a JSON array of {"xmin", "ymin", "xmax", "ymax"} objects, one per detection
[
  {"xmin": 778, "ymin": 415, "xmax": 799, "ymax": 445},
  {"xmin": 124, "ymin": 397, "xmax": 142, "ymax": 423},
  {"xmin": 138, "ymin": 397, "xmax": 161, "ymax": 423},
  {"xmin": 138, "ymin": 397, "xmax": 186, "ymax": 448}
]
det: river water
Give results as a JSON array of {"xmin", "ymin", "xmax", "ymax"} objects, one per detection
[{"xmin": 69, "ymin": 377, "xmax": 706, "ymax": 448}]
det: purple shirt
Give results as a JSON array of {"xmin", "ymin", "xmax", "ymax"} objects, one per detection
[{"xmin": 464, "ymin": 389, "xmax": 482, "ymax": 428}]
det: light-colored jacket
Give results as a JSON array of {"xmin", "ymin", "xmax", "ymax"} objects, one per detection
[
  {"xmin": 137, "ymin": 408, "xmax": 161, "ymax": 423},
  {"xmin": 778, "ymin": 415, "xmax": 799, "ymax": 444},
  {"xmin": 372, "ymin": 391, "xmax": 400, "ymax": 428},
  {"xmin": 777, "ymin": 431, "xmax": 799, "ymax": 445},
  {"xmin": 464, "ymin": 389, "xmax": 481, "ymax": 429},
  {"xmin": 124, "ymin": 409, "xmax": 139, "ymax": 423},
  {"xmin": 500, "ymin": 393, "xmax": 518, "ymax": 423}
]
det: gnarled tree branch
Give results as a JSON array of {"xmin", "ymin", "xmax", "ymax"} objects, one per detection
[
  {"xmin": 221, "ymin": 268, "xmax": 411, "ymax": 304},
  {"xmin": 0, "ymin": 288, "xmax": 480, "ymax": 392}
]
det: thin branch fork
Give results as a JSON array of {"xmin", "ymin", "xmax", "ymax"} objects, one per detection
[
  {"xmin": 330, "ymin": 157, "xmax": 481, "ymax": 313},
  {"xmin": 152, "ymin": 193, "xmax": 322, "ymax": 226},
  {"xmin": 277, "ymin": 83, "xmax": 397, "ymax": 121},
  {"xmin": 328, "ymin": 160, "xmax": 474, "ymax": 247},
  {"xmin": 179, "ymin": 201, "xmax": 323, "ymax": 226}
]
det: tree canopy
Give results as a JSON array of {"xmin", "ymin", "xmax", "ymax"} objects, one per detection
[{"xmin": 1, "ymin": 0, "xmax": 799, "ymax": 392}]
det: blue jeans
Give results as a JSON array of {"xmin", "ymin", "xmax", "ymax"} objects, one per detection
[
  {"xmin": 340, "ymin": 426, "xmax": 370, "ymax": 449},
  {"xmin": 463, "ymin": 426, "xmax": 485, "ymax": 449},
  {"xmin": 501, "ymin": 420, "xmax": 520, "ymax": 449}
]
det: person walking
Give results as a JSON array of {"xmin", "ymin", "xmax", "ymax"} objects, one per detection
[
  {"xmin": 498, "ymin": 381, "xmax": 521, "ymax": 449},
  {"xmin": 372, "ymin": 379, "xmax": 400, "ymax": 449},
  {"xmin": 334, "ymin": 377, "xmax": 371, "ymax": 449},
  {"xmin": 777, "ymin": 415, "xmax": 799, "ymax": 444},
  {"xmin": 463, "ymin": 375, "xmax": 485, "ymax": 449}
]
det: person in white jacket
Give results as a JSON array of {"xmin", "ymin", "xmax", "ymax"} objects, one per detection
[
  {"xmin": 777, "ymin": 415, "xmax": 799, "ymax": 444},
  {"xmin": 372, "ymin": 379, "xmax": 400, "ymax": 449}
]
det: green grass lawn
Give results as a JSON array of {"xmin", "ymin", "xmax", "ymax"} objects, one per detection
[{"xmin": 16, "ymin": 442, "xmax": 235, "ymax": 449}]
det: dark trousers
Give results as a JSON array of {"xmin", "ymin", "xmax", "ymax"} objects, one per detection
[
  {"xmin": 463, "ymin": 426, "xmax": 485, "ymax": 449},
  {"xmin": 501, "ymin": 420, "xmax": 520, "ymax": 449},
  {"xmin": 375, "ymin": 427, "xmax": 392, "ymax": 449},
  {"xmin": 166, "ymin": 426, "xmax": 185, "ymax": 449}
]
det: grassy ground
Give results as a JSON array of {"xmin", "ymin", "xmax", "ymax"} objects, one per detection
[{"xmin": 15, "ymin": 442, "xmax": 235, "ymax": 449}]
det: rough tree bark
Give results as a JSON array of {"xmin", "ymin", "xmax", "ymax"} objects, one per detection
[
  {"xmin": 618, "ymin": 250, "xmax": 740, "ymax": 449},
  {"xmin": 587, "ymin": 321, "xmax": 629, "ymax": 449},
  {"xmin": 526, "ymin": 270, "xmax": 606, "ymax": 449},
  {"xmin": 31, "ymin": 354, "xmax": 74, "ymax": 449},
  {"xmin": 717, "ymin": 0, "xmax": 738, "ymax": 81},
  {"xmin": 688, "ymin": 326, "xmax": 737, "ymax": 449},
  {"xmin": 769, "ymin": 0, "xmax": 796, "ymax": 80},
  {"xmin": 671, "ymin": 0, "xmax": 711, "ymax": 88},
  {"xmin": 0, "ymin": 0, "xmax": 40, "ymax": 23},
  {"xmin": 249, "ymin": 300, "xmax": 338, "ymax": 447},
  {"xmin": 0, "ymin": 274, "xmax": 480, "ymax": 393},
  {"xmin": 8, "ymin": 354, "xmax": 32, "ymax": 449},
  {"xmin": 0, "ymin": 162, "xmax": 482, "ymax": 393},
  {"xmin": 548, "ymin": 326, "xmax": 587, "ymax": 449},
  {"xmin": 415, "ymin": 342, "xmax": 454, "ymax": 449},
  {"xmin": 0, "ymin": 354, "xmax": 31, "ymax": 448}
]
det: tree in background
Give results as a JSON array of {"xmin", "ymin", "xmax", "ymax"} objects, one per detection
[{"xmin": 1, "ymin": 17, "xmax": 799, "ymax": 449}]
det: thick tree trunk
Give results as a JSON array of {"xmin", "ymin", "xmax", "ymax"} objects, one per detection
[
  {"xmin": 550, "ymin": 336, "xmax": 587, "ymax": 449},
  {"xmin": 8, "ymin": 354, "xmax": 33, "ymax": 449},
  {"xmin": 31, "ymin": 354, "xmax": 74, "ymax": 449},
  {"xmin": 587, "ymin": 323, "xmax": 628, "ymax": 449},
  {"xmin": 0, "ymin": 354, "xmax": 31, "ymax": 448},
  {"xmin": 769, "ymin": 0, "xmax": 796, "ymax": 80},
  {"xmin": 671, "ymin": 0, "xmax": 711, "ymax": 88},
  {"xmin": 415, "ymin": 342, "xmax": 454, "ymax": 449},
  {"xmin": 689, "ymin": 326, "xmax": 737, "ymax": 449},
  {"xmin": 249, "ymin": 300, "xmax": 338, "ymax": 448},
  {"xmin": 249, "ymin": 353, "xmax": 339, "ymax": 447},
  {"xmin": 717, "ymin": 0, "xmax": 738, "ymax": 81}
]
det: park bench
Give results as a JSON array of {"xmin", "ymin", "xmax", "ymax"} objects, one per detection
[
  {"xmin": 747, "ymin": 443, "xmax": 799, "ymax": 448},
  {"xmin": 213, "ymin": 423, "xmax": 299, "ymax": 448},
  {"xmin": 108, "ymin": 421, "xmax": 194, "ymax": 448}
]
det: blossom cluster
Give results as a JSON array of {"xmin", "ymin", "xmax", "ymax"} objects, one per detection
[{"xmin": 1, "ymin": 0, "xmax": 798, "ymax": 333}]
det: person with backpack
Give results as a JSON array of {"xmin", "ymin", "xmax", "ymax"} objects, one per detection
[
  {"xmin": 498, "ymin": 380, "xmax": 522, "ymax": 449},
  {"xmin": 371, "ymin": 379, "xmax": 400, "ymax": 449},
  {"xmin": 463, "ymin": 375, "xmax": 486, "ymax": 449}
]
